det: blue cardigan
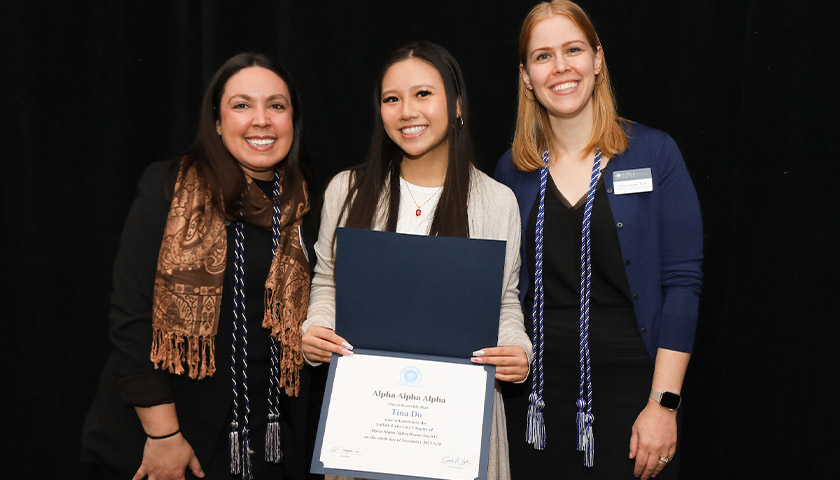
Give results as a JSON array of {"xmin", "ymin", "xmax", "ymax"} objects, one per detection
[{"xmin": 494, "ymin": 123, "xmax": 703, "ymax": 360}]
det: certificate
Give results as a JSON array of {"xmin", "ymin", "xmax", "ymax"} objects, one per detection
[
  {"xmin": 311, "ymin": 350, "xmax": 495, "ymax": 480},
  {"xmin": 311, "ymin": 229, "xmax": 506, "ymax": 479}
]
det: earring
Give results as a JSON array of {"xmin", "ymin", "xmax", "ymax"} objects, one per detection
[
  {"xmin": 216, "ymin": 126, "xmax": 222, "ymax": 135},
  {"xmin": 524, "ymin": 88, "xmax": 536, "ymax": 101},
  {"xmin": 457, "ymin": 116, "xmax": 464, "ymax": 131}
]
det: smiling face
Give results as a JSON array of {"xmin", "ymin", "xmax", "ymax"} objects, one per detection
[
  {"xmin": 520, "ymin": 15, "xmax": 602, "ymax": 121},
  {"xmin": 380, "ymin": 58, "xmax": 451, "ymax": 165},
  {"xmin": 216, "ymin": 66, "xmax": 294, "ymax": 180}
]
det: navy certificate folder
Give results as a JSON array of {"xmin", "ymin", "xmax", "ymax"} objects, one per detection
[{"xmin": 334, "ymin": 228, "xmax": 507, "ymax": 358}]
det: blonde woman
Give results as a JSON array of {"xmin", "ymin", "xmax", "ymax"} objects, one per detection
[{"xmin": 495, "ymin": 2, "xmax": 703, "ymax": 479}]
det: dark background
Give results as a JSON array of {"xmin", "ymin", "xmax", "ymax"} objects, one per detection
[{"xmin": 3, "ymin": 0, "xmax": 837, "ymax": 478}]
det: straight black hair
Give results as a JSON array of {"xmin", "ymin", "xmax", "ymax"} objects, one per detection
[{"xmin": 340, "ymin": 41, "xmax": 474, "ymax": 238}]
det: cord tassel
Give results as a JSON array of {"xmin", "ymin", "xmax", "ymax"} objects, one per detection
[
  {"xmin": 265, "ymin": 413, "xmax": 283, "ymax": 463},
  {"xmin": 229, "ymin": 423, "xmax": 241, "ymax": 474},
  {"xmin": 241, "ymin": 428, "xmax": 254, "ymax": 480},
  {"xmin": 526, "ymin": 151, "xmax": 550, "ymax": 452},
  {"xmin": 264, "ymin": 177, "xmax": 285, "ymax": 465},
  {"xmin": 526, "ymin": 393, "xmax": 546, "ymax": 450},
  {"xmin": 582, "ymin": 414, "xmax": 595, "ymax": 467},
  {"xmin": 575, "ymin": 399, "xmax": 586, "ymax": 451}
]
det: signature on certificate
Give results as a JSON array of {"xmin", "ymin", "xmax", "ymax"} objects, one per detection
[
  {"xmin": 330, "ymin": 445, "xmax": 362, "ymax": 458},
  {"xmin": 440, "ymin": 456, "xmax": 472, "ymax": 469}
]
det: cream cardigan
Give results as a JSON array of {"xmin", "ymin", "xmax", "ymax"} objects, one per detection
[{"xmin": 303, "ymin": 166, "xmax": 532, "ymax": 480}]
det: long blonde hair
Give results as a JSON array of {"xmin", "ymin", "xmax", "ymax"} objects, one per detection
[{"xmin": 512, "ymin": 0, "xmax": 628, "ymax": 172}]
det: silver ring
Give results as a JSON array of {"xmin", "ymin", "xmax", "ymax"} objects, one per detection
[{"xmin": 659, "ymin": 456, "xmax": 670, "ymax": 464}]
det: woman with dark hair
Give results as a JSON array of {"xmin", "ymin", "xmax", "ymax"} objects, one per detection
[
  {"xmin": 494, "ymin": 1, "xmax": 703, "ymax": 479},
  {"xmin": 82, "ymin": 52, "xmax": 320, "ymax": 480},
  {"xmin": 301, "ymin": 41, "xmax": 531, "ymax": 479}
]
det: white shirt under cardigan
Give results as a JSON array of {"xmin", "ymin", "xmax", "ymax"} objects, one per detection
[{"xmin": 303, "ymin": 166, "xmax": 532, "ymax": 480}]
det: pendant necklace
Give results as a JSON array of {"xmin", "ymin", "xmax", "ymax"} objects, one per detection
[{"xmin": 402, "ymin": 176, "xmax": 443, "ymax": 217}]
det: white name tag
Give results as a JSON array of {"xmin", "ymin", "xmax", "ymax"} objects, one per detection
[{"xmin": 613, "ymin": 168, "xmax": 653, "ymax": 195}]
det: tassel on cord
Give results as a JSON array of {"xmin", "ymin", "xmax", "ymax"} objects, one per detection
[
  {"xmin": 229, "ymin": 423, "xmax": 241, "ymax": 474},
  {"xmin": 575, "ymin": 398, "xmax": 586, "ymax": 451},
  {"xmin": 265, "ymin": 413, "xmax": 283, "ymax": 462},
  {"xmin": 526, "ymin": 393, "xmax": 546, "ymax": 450},
  {"xmin": 582, "ymin": 414, "xmax": 595, "ymax": 467},
  {"xmin": 526, "ymin": 150, "xmax": 550, "ymax": 452},
  {"xmin": 264, "ymin": 175, "xmax": 285, "ymax": 464},
  {"xmin": 575, "ymin": 148, "xmax": 601, "ymax": 467},
  {"xmin": 241, "ymin": 428, "xmax": 254, "ymax": 480}
]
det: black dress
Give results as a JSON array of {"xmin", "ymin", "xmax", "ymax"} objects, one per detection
[
  {"xmin": 81, "ymin": 161, "xmax": 325, "ymax": 480},
  {"xmin": 502, "ymin": 174, "xmax": 679, "ymax": 478}
]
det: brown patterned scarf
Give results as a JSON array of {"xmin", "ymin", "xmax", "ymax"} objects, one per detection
[{"xmin": 150, "ymin": 162, "xmax": 309, "ymax": 395}]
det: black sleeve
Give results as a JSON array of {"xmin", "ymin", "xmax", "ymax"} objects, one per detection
[{"xmin": 108, "ymin": 160, "xmax": 178, "ymax": 406}]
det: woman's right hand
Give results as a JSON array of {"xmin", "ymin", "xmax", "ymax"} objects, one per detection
[
  {"xmin": 132, "ymin": 433, "xmax": 203, "ymax": 480},
  {"xmin": 302, "ymin": 326, "xmax": 353, "ymax": 363}
]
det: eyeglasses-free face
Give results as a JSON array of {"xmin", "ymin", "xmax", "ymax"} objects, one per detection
[{"xmin": 216, "ymin": 66, "xmax": 294, "ymax": 180}]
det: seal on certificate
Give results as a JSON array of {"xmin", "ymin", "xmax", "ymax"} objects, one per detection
[{"xmin": 399, "ymin": 366, "xmax": 422, "ymax": 386}]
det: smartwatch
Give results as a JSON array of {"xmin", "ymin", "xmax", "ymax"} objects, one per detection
[{"xmin": 650, "ymin": 389, "xmax": 681, "ymax": 411}]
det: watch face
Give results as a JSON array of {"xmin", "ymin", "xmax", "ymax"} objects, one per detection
[{"xmin": 660, "ymin": 391, "xmax": 681, "ymax": 410}]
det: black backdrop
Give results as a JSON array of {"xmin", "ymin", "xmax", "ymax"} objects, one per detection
[{"xmin": 3, "ymin": 1, "xmax": 838, "ymax": 478}]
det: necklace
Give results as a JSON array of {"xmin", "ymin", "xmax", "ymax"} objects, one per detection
[{"xmin": 401, "ymin": 177, "xmax": 443, "ymax": 217}]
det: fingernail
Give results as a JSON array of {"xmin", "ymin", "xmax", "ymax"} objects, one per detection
[
  {"xmin": 341, "ymin": 348, "xmax": 354, "ymax": 356},
  {"xmin": 341, "ymin": 341, "xmax": 354, "ymax": 350},
  {"xmin": 470, "ymin": 357, "xmax": 482, "ymax": 363},
  {"xmin": 472, "ymin": 350, "xmax": 485, "ymax": 356}
]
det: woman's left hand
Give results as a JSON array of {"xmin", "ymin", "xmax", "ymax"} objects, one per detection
[
  {"xmin": 470, "ymin": 346, "xmax": 529, "ymax": 383},
  {"xmin": 629, "ymin": 399, "xmax": 677, "ymax": 479}
]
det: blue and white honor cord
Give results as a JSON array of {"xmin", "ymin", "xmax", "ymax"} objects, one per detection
[
  {"xmin": 230, "ymin": 220, "xmax": 252, "ymax": 478},
  {"xmin": 526, "ymin": 150, "xmax": 550, "ymax": 450},
  {"xmin": 576, "ymin": 148, "xmax": 601, "ymax": 467},
  {"xmin": 265, "ymin": 170, "xmax": 283, "ymax": 464},
  {"xmin": 528, "ymin": 148, "xmax": 602, "ymax": 468},
  {"xmin": 229, "ymin": 172, "xmax": 285, "ymax": 478}
]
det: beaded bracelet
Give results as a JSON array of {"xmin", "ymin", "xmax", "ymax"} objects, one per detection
[{"xmin": 146, "ymin": 428, "xmax": 180, "ymax": 440}]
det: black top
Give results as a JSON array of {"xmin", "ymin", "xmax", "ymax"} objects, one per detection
[
  {"xmin": 524, "ymin": 173, "xmax": 633, "ymax": 317},
  {"xmin": 81, "ymin": 161, "xmax": 324, "ymax": 479},
  {"xmin": 504, "ymin": 172, "xmax": 667, "ymax": 478}
]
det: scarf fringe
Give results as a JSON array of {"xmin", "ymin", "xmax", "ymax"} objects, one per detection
[
  {"xmin": 151, "ymin": 163, "xmax": 308, "ymax": 390},
  {"xmin": 263, "ymin": 262, "xmax": 308, "ymax": 397},
  {"xmin": 150, "ymin": 328, "xmax": 216, "ymax": 379}
]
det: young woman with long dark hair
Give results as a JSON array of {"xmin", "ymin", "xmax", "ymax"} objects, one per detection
[{"xmin": 301, "ymin": 41, "xmax": 531, "ymax": 480}]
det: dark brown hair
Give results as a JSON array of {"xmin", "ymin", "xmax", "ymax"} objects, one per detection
[{"xmin": 182, "ymin": 52, "xmax": 310, "ymax": 218}]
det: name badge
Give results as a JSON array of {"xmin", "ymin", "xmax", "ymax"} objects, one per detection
[{"xmin": 612, "ymin": 168, "xmax": 653, "ymax": 195}]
